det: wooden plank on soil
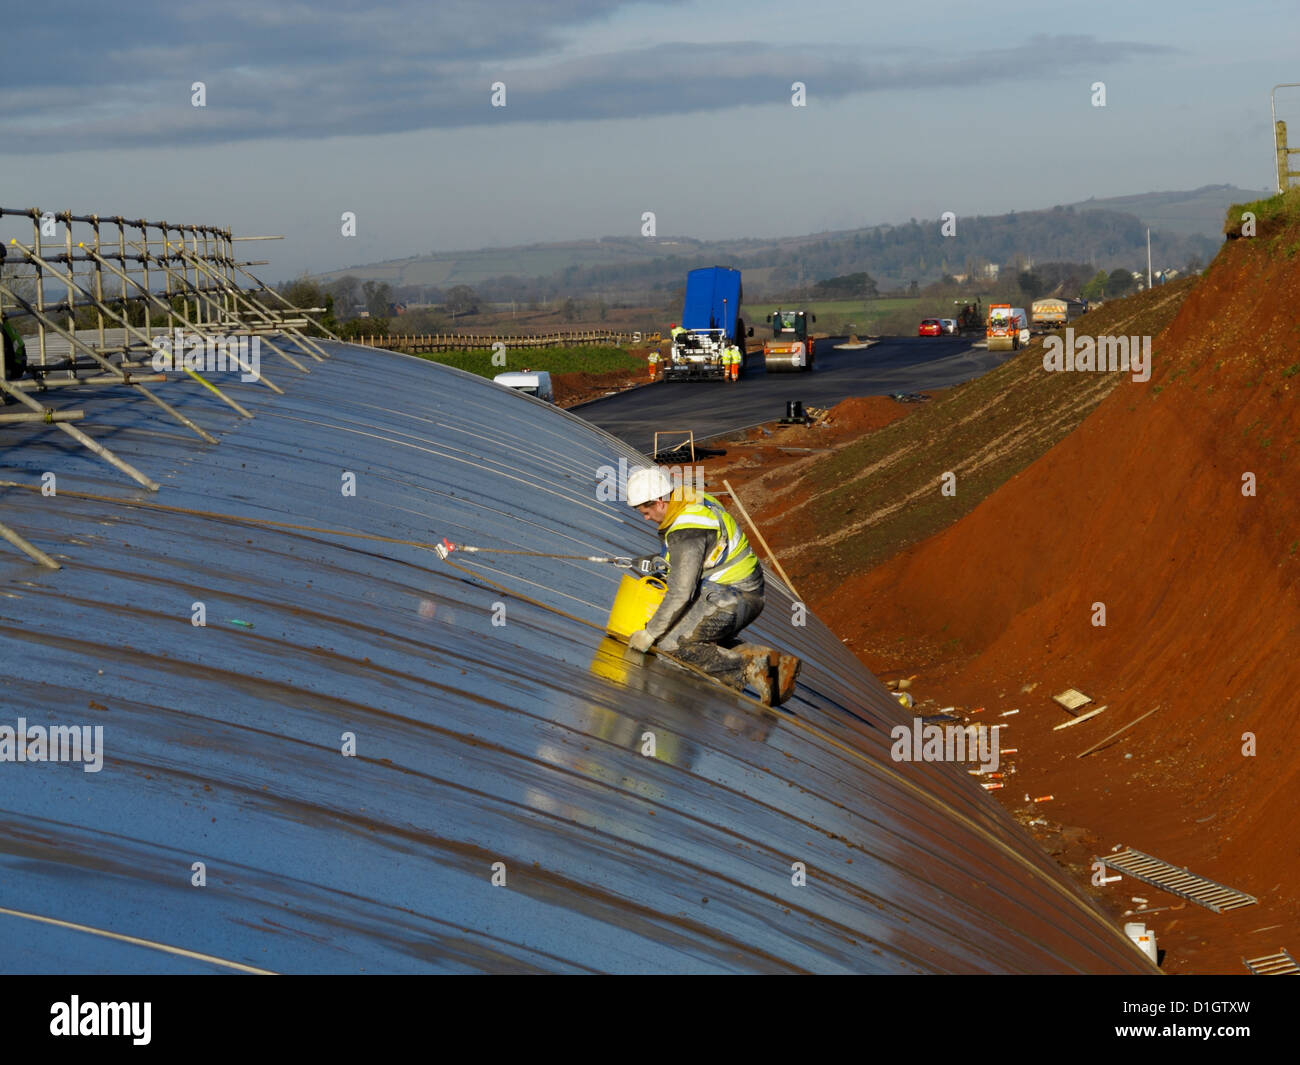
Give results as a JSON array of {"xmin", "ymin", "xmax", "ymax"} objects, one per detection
[{"xmin": 1053, "ymin": 705, "xmax": 1107, "ymax": 730}]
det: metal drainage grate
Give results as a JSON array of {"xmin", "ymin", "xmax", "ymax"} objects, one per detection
[
  {"xmin": 1098, "ymin": 848, "xmax": 1258, "ymax": 913},
  {"xmin": 1243, "ymin": 951, "xmax": 1299, "ymax": 975}
]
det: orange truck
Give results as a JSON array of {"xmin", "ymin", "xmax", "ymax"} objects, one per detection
[{"xmin": 986, "ymin": 304, "xmax": 1030, "ymax": 351}]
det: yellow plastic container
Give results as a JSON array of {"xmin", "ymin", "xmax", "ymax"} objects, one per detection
[{"xmin": 606, "ymin": 574, "xmax": 667, "ymax": 640}]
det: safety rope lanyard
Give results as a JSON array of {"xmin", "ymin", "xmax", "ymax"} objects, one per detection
[{"xmin": 433, "ymin": 539, "xmax": 633, "ymax": 566}]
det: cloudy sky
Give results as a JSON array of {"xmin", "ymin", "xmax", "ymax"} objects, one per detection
[{"xmin": 4, "ymin": 0, "xmax": 1294, "ymax": 279}]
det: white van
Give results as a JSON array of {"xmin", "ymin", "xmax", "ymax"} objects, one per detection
[
  {"xmin": 986, "ymin": 306, "xmax": 1032, "ymax": 351},
  {"xmin": 492, "ymin": 370, "xmax": 554, "ymax": 402}
]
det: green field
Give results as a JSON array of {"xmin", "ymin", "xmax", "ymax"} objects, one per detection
[{"xmin": 410, "ymin": 345, "xmax": 643, "ymax": 379}]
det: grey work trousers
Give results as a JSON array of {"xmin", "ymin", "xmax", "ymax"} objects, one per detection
[{"xmin": 657, "ymin": 581, "xmax": 769, "ymax": 688}]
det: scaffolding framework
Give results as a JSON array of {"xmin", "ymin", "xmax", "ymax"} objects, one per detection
[{"xmin": 0, "ymin": 205, "xmax": 340, "ymax": 567}]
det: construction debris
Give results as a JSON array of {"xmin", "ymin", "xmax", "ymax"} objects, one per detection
[
  {"xmin": 1123, "ymin": 922, "xmax": 1159, "ymax": 964},
  {"xmin": 1053, "ymin": 688, "xmax": 1092, "ymax": 711},
  {"xmin": 1077, "ymin": 706, "xmax": 1160, "ymax": 758},
  {"xmin": 778, "ymin": 401, "xmax": 811, "ymax": 425},
  {"xmin": 1052, "ymin": 705, "xmax": 1107, "ymax": 730}
]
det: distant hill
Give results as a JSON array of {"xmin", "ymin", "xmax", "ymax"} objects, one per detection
[
  {"xmin": 1068, "ymin": 184, "xmax": 1269, "ymax": 239},
  {"xmin": 748, "ymin": 207, "xmax": 1217, "ymax": 292},
  {"xmin": 313, "ymin": 237, "xmax": 684, "ymax": 290},
  {"xmin": 309, "ymin": 187, "xmax": 1261, "ymax": 302}
]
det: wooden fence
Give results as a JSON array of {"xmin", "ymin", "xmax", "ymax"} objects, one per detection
[{"xmin": 353, "ymin": 330, "xmax": 662, "ymax": 354}]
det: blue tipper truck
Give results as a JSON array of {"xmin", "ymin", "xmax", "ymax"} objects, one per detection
[{"xmin": 665, "ymin": 266, "xmax": 750, "ymax": 380}]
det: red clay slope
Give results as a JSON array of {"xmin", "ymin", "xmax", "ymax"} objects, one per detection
[{"xmin": 846, "ymin": 203, "xmax": 1300, "ymax": 969}]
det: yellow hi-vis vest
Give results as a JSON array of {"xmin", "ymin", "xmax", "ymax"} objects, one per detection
[
  {"xmin": 671, "ymin": 327, "xmax": 686, "ymax": 341},
  {"xmin": 663, "ymin": 492, "xmax": 758, "ymax": 585},
  {"xmin": 647, "ymin": 350, "xmax": 659, "ymax": 363}
]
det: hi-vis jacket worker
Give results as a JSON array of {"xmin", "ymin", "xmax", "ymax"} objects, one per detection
[
  {"xmin": 669, "ymin": 323, "xmax": 686, "ymax": 342},
  {"xmin": 647, "ymin": 347, "xmax": 660, "ymax": 381},
  {"xmin": 724, "ymin": 342, "xmax": 742, "ymax": 381},
  {"xmin": 624, "ymin": 467, "xmax": 801, "ymax": 706}
]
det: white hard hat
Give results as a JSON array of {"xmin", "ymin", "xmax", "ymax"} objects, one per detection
[{"xmin": 626, "ymin": 467, "xmax": 674, "ymax": 506}]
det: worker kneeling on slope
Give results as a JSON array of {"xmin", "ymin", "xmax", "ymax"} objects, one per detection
[{"xmin": 624, "ymin": 467, "xmax": 801, "ymax": 706}]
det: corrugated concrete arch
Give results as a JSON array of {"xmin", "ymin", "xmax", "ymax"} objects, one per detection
[{"xmin": 0, "ymin": 341, "xmax": 1152, "ymax": 973}]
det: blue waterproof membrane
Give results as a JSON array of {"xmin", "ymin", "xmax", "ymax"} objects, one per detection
[{"xmin": 0, "ymin": 339, "xmax": 1152, "ymax": 973}]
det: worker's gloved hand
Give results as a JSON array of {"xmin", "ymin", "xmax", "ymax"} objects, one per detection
[
  {"xmin": 630, "ymin": 554, "xmax": 667, "ymax": 577},
  {"xmin": 627, "ymin": 629, "xmax": 655, "ymax": 654}
]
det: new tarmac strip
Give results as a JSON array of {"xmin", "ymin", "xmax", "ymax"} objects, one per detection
[{"xmin": 574, "ymin": 335, "xmax": 1012, "ymax": 452}]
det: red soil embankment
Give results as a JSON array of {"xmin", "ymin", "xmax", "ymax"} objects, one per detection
[{"xmin": 827, "ymin": 212, "xmax": 1300, "ymax": 972}]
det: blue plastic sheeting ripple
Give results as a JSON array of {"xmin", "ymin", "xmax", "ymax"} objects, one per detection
[{"xmin": 0, "ymin": 341, "xmax": 1151, "ymax": 974}]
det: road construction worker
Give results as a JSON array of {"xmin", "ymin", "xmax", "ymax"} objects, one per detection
[
  {"xmin": 1, "ymin": 318, "xmax": 27, "ymax": 387},
  {"xmin": 725, "ymin": 341, "xmax": 742, "ymax": 381},
  {"xmin": 647, "ymin": 347, "xmax": 660, "ymax": 381},
  {"xmin": 624, "ymin": 466, "xmax": 801, "ymax": 706},
  {"xmin": 0, "ymin": 247, "xmax": 27, "ymax": 390},
  {"xmin": 670, "ymin": 323, "xmax": 686, "ymax": 344}
]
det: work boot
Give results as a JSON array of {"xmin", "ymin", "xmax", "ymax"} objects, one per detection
[
  {"xmin": 774, "ymin": 654, "xmax": 802, "ymax": 706},
  {"xmin": 742, "ymin": 655, "xmax": 774, "ymax": 705}
]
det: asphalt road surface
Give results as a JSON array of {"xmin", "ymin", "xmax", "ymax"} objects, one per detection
[{"xmin": 574, "ymin": 335, "xmax": 1011, "ymax": 453}]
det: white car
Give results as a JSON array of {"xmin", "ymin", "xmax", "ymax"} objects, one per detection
[
  {"xmin": 939, "ymin": 318, "xmax": 958, "ymax": 335},
  {"xmin": 492, "ymin": 370, "xmax": 554, "ymax": 402}
]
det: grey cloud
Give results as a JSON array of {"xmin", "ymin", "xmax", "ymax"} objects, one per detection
[{"xmin": 2, "ymin": 17, "xmax": 1173, "ymax": 152}]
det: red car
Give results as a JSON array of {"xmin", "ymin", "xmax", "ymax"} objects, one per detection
[{"xmin": 918, "ymin": 319, "xmax": 942, "ymax": 336}]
